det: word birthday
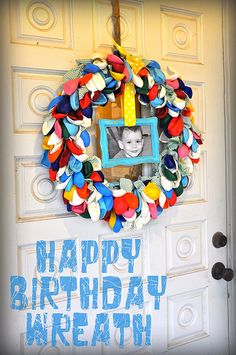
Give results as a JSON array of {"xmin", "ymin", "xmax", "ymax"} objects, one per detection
[{"xmin": 10, "ymin": 239, "xmax": 167, "ymax": 348}]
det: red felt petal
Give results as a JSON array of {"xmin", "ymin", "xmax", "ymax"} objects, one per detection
[
  {"xmin": 59, "ymin": 148, "xmax": 71, "ymax": 168},
  {"xmin": 148, "ymin": 84, "xmax": 159, "ymax": 101},
  {"xmin": 182, "ymin": 107, "xmax": 192, "ymax": 117},
  {"xmin": 189, "ymin": 157, "xmax": 200, "ymax": 164},
  {"xmin": 52, "ymin": 106, "xmax": 67, "ymax": 119},
  {"xmin": 76, "ymin": 182, "xmax": 90, "ymax": 199},
  {"xmin": 49, "ymin": 168, "xmax": 57, "ymax": 181},
  {"xmin": 66, "ymin": 140, "xmax": 83, "ymax": 155},
  {"xmin": 79, "ymin": 73, "xmax": 93, "ymax": 86},
  {"xmin": 168, "ymin": 191, "xmax": 177, "ymax": 206},
  {"xmin": 138, "ymin": 68, "xmax": 148, "ymax": 76},
  {"xmin": 155, "ymin": 105, "xmax": 168, "ymax": 119},
  {"xmin": 113, "ymin": 196, "xmax": 128, "ymax": 215},
  {"xmin": 80, "ymin": 92, "xmax": 91, "ymax": 109},
  {"xmin": 175, "ymin": 89, "xmax": 187, "ymax": 100},
  {"xmin": 167, "ymin": 116, "xmax": 184, "ymax": 136}
]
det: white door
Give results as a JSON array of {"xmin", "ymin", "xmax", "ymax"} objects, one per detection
[{"xmin": 1, "ymin": 0, "xmax": 231, "ymax": 354}]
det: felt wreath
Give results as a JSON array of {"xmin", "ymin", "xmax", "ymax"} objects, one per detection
[{"xmin": 41, "ymin": 42, "xmax": 203, "ymax": 233}]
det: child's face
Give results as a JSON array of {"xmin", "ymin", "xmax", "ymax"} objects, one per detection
[{"xmin": 118, "ymin": 129, "xmax": 144, "ymax": 157}]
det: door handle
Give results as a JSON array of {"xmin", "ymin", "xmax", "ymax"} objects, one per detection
[
  {"xmin": 211, "ymin": 262, "xmax": 234, "ymax": 281},
  {"xmin": 212, "ymin": 232, "xmax": 227, "ymax": 248}
]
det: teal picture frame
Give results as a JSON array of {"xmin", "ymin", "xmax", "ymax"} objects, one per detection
[{"xmin": 99, "ymin": 117, "xmax": 160, "ymax": 168}]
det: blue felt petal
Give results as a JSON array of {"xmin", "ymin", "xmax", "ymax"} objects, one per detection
[
  {"xmin": 166, "ymin": 102, "xmax": 180, "ymax": 112},
  {"xmin": 149, "ymin": 68, "xmax": 165, "ymax": 84},
  {"xmin": 92, "ymin": 92, "xmax": 107, "ymax": 106},
  {"xmin": 74, "ymin": 172, "xmax": 85, "ymax": 189},
  {"xmin": 178, "ymin": 78, "xmax": 185, "ymax": 90},
  {"xmin": 70, "ymin": 91, "xmax": 80, "ymax": 111},
  {"xmin": 82, "ymin": 105, "xmax": 93, "ymax": 118},
  {"xmin": 157, "ymin": 205, "xmax": 163, "ymax": 215},
  {"xmin": 41, "ymin": 151, "xmax": 51, "ymax": 168},
  {"xmin": 113, "ymin": 215, "xmax": 122, "ymax": 233},
  {"xmin": 184, "ymin": 86, "xmax": 193, "ymax": 98},
  {"xmin": 106, "ymin": 79, "xmax": 117, "ymax": 88},
  {"xmin": 164, "ymin": 155, "xmax": 176, "ymax": 170},
  {"xmin": 80, "ymin": 130, "xmax": 90, "ymax": 147},
  {"xmin": 69, "ymin": 155, "xmax": 82, "ymax": 173},
  {"xmin": 98, "ymin": 198, "xmax": 107, "ymax": 219},
  {"xmin": 94, "ymin": 182, "xmax": 112, "ymax": 197},
  {"xmin": 65, "ymin": 177, "xmax": 73, "ymax": 191},
  {"xmin": 134, "ymin": 189, "xmax": 142, "ymax": 213},
  {"xmin": 103, "ymin": 195, "xmax": 114, "ymax": 212},
  {"xmin": 163, "ymin": 188, "xmax": 173, "ymax": 199},
  {"xmin": 150, "ymin": 97, "xmax": 164, "ymax": 108},
  {"xmin": 67, "ymin": 204, "xmax": 72, "ymax": 212},
  {"xmin": 57, "ymin": 96, "xmax": 72, "ymax": 113},
  {"xmin": 183, "ymin": 127, "xmax": 189, "ymax": 143},
  {"xmin": 48, "ymin": 95, "xmax": 65, "ymax": 111},
  {"xmin": 51, "ymin": 156, "xmax": 60, "ymax": 171},
  {"xmin": 147, "ymin": 60, "xmax": 161, "ymax": 69},
  {"xmin": 191, "ymin": 138, "xmax": 199, "ymax": 153},
  {"xmin": 181, "ymin": 175, "xmax": 189, "ymax": 188},
  {"xmin": 84, "ymin": 63, "xmax": 100, "ymax": 74},
  {"xmin": 63, "ymin": 119, "xmax": 79, "ymax": 136},
  {"xmin": 105, "ymin": 76, "xmax": 113, "ymax": 85},
  {"xmin": 60, "ymin": 172, "xmax": 70, "ymax": 183},
  {"xmin": 155, "ymin": 68, "xmax": 166, "ymax": 84}
]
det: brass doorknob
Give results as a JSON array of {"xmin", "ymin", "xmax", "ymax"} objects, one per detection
[
  {"xmin": 211, "ymin": 262, "xmax": 234, "ymax": 281},
  {"xmin": 212, "ymin": 232, "xmax": 227, "ymax": 248}
]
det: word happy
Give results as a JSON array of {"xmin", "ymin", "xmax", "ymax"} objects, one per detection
[{"xmin": 10, "ymin": 239, "xmax": 167, "ymax": 348}]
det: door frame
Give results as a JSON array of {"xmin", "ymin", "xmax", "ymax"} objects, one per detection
[{"xmin": 223, "ymin": 1, "xmax": 236, "ymax": 354}]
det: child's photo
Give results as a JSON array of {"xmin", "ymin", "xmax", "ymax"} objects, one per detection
[
  {"xmin": 107, "ymin": 125, "xmax": 152, "ymax": 159},
  {"xmin": 98, "ymin": 118, "xmax": 160, "ymax": 168}
]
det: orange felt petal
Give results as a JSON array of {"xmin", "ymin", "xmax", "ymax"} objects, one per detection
[{"xmin": 125, "ymin": 192, "xmax": 139, "ymax": 210}]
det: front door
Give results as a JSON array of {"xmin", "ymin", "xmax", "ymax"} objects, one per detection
[{"xmin": 1, "ymin": 0, "xmax": 230, "ymax": 354}]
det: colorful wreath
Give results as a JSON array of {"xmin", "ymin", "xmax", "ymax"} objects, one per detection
[{"xmin": 41, "ymin": 42, "xmax": 203, "ymax": 233}]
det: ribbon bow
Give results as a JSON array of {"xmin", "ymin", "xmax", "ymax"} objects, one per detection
[{"xmin": 113, "ymin": 40, "xmax": 145, "ymax": 126}]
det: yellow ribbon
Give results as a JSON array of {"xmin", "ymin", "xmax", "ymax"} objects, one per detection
[
  {"xmin": 113, "ymin": 40, "xmax": 145, "ymax": 126},
  {"xmin": 124, "ymin": 82, "xmax": 136, "ymax": 126}
]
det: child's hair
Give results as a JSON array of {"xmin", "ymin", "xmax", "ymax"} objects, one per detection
[{"xmin": 118, "ymin": 126, "xmax": 143, "ymax": 140}]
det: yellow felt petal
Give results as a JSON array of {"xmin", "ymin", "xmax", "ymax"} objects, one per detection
[
  {"xmin": 109, "ymin": 211, "xmax": 117, "ymax": 229},
  {"xmin": 110, "ymin": 70, "xmax": 125, "ymax": 81},
  {"xmin": 42, "ymin": 136, "xmax": 53, "ymax": 150},
  {"xmin": 190, "ymin": 115, "xmax": 195, "ymax": 124},
  {"xmin": 187, "ymin": 102, "xmax": 195, "ymax": 112},
  {"xmin": 64, "ymin": 185, "xmax": 76, "ymax": 201},
  {"xmin": 143, "ymin": 182, "xmax": 161, "ymax": 201}
]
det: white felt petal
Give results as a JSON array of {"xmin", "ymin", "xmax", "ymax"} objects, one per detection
[
  {"xmin": 42, "ymin": 117, "xmax": 56, "ymax": 135},
  {"xmin": 87, "ymin": 202, "xmax": 100, "ymax": 221},
  {"xmin": 70, "ymin": 189, "xmax": 85, "ymax": 206},
  {"xmin": 48, "ymin": 131, "xmax": 63, "ymax": 145}
]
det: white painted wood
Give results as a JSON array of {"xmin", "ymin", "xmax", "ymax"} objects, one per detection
[
  {"xmin": 222, "ymin": 1, "xmax": 236, "ymax": 354},
  {"xmin": 0, "ymin": 0, "xmax": 233, "ymax": 354}
]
